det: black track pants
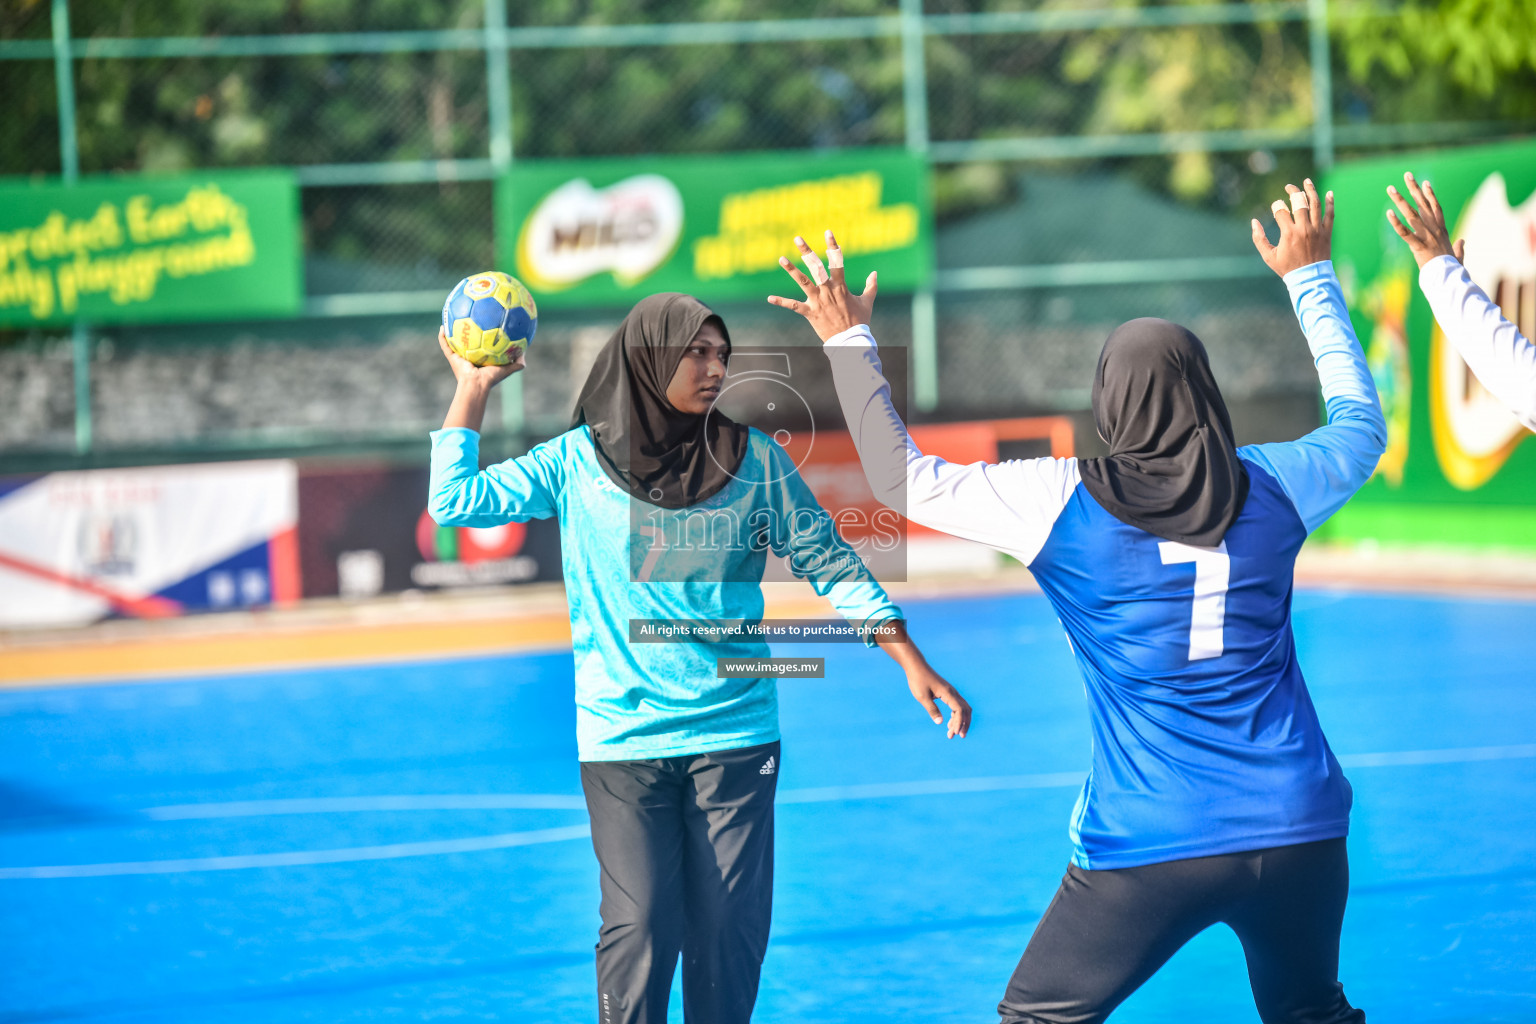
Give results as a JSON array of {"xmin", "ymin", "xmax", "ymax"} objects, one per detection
[
  {"xmin": 580, "ymin": 740, "xmax": 779, "ymax": 1024},
  {"xmin": 998, "ymin": 837, "xmax": 1364, "ymax": 1024}
]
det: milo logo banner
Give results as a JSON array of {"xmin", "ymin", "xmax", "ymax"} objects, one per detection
[
  {"xmin": 497, "ymin": 149, "xmax": 932, "ymax": 307},
  {"xmin": 1328, "ymin": 139, "xmax": 1536, "ymax": 547},
  {"xmin": 0, "ymin": 170, "xmax": 301, "ymax": 325}
]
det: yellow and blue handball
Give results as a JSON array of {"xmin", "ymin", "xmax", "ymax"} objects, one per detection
[{"xmin": 441, "ymin": 271, "xmax": 538, "ymax": 366}]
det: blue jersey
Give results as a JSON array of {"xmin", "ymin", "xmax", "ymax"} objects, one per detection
[
  {"xmin": 824, "ymin": 261, "xmax": 1386, "ymax": 869},
  {"xmin": 429, "ymin": 424, "xmax": 901, "ymax": 762}
]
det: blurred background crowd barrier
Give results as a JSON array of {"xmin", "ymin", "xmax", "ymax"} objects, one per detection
[{"xmin": 2, "ymin": 0, "xmax": 1534, "ymax": 625}]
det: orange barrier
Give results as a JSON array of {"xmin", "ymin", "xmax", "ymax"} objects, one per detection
[{"xmin": 0, "ymin": 612, "xmax": 572, "ymax": 688}]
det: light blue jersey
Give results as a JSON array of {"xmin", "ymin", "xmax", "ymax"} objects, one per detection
[
  {"xmin": 824, "ymin": 260, "xmax": 1386, "ymax": 869},
  {"xmin": 430, "ymin": 425, "xmax": 901, "ymax": 761}
]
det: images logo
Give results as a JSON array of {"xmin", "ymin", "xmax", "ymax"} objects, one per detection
[
  {"xmin": 515, "ymin": 175, "xmax": 684, "ymax": 292},
  {"xmin": 1431, "ymin": 172, "xmax": 1536, "ymax": 489},
  {"xmin": 707, "ymin": 351, "xmax": 815, "ymax": 486}
]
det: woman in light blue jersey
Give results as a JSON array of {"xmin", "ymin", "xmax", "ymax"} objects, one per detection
[
  {"xmin": 429, "ymin": 291, "xmax": 969, "ymax": 1024},
  {"xmin": 772, "ymin": 184, "xmax": 1381, "ymax": 1024}
]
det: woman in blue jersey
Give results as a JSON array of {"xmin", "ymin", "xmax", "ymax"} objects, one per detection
[
  {"xmin": 429, "ymin": 291, "xmax": 970, "ymax": 1024},
  {"xmin": 771, "ymin": 183, "xmax": 1381, "ymax": 1024}
]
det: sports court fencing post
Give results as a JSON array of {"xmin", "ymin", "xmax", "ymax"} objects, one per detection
[
  {"xmin": 484, "ymin": 0, "xmax": 525, "ymax": 440},
  {"xmin": 1308, "ymin": 0, "xmax": 1335, "ymax": 169},
  {"xmin": 900, "ymin": 0, "xmax": 940, "ymax": 413},
  {"xmin": 49, "ymin": 0, "xmax": 91, "ymax": 454}
]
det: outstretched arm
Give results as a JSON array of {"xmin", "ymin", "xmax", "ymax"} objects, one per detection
[
  {"xmin": 430, "ymin": 329, "xmax": 561, "ymax": 525},
  {"xmin": 768, "ymin": 231, "xmax": 1080, "ymax": 569},
  {"xmin": 1245, "ymin": 181, "xmax": 1387, "ymax": 531},
  {"xmin": 1386, "ymin": 172, "xmax": 1536, "ymax": 431},
  {"xmin": 764, "ymin": 438, "xmax": 971, "ymax": 738}
]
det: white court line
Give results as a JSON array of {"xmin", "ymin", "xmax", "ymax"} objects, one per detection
[
  {"xmin": 778, "ymin": 771, "xmax": 1085, "ymax": 803},
  {"xmin": 1337, "ymin": 743, "xmax": 1536, "ymax": 768},
  {"xmin": 145, "ymin": 794, "xmax": 588, "ymax": 819},
  {"xmin": 0, "ymin": 825, "xmax": 592, "ymax": 880},
  {"xmin": 5, "ymin": 743, "xmax": 1532, "ymax": 880},
  {"xmin": 140, "ymin": 776, "xmax": 1089, "ymax": 821}
]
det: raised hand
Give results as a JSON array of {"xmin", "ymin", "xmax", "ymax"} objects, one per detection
[
  {"xmin": 1252, "ymin": 178, "xmax": 1334, "ymax": 278},
  {"xmin": 439, "ymin": 327, "xmax": 524, "ymax": 388},
  {"xmin": 1386, "ymin": 171, "xmax": 1466, "ymax": 268},
  {"xmin": 767, "ymin": 229, "xmax": 879, "ymax": 341},
  {"xmin": 439, "ymin": 328, "xmax": 523, "ymax": 432}
]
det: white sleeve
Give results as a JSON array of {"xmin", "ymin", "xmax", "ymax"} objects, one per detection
[
  {"xmin": 1419, "ymin": 254, "xmax": 1536, "ymax": 431},
  {"xmin": 822, "ymin": 325, "xmax": 1079, "ymax": 567}
]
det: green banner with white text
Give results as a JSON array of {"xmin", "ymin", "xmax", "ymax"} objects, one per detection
[
  {"xmin": 0, "ymin": 170, "xmax": 301, "ymax": 325},
  {"xmin": 496, "ymin": 149, "xmax": 932, "ymax": 309}
]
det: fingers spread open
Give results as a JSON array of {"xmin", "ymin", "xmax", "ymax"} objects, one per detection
[
  {"xmin": 1287, "ymin": 183, "xmax": 1311, "ymax": 228},
  {"xmin": 824, "ymin": 228, "xmax": 845, "ymax": 286},
  {"xmin": 795, "ymin": 235, "xmax": 829, "ymax": 285},
  {"xmin": 1403, "ymin": 172, "xmax": 1432, "ymax": 220},
  {"xmin": 1303, "ymin": 178, "xmax": 1322, "ymax": 227},
  {"xmin": 1251, "ymin": 218, "xmax": 1277, "ymax": 260},
  {"xmin": 1453, "ymin": 238, "xmax": 1466, "ymax": 262},
  {"xmin": 766, "ymin": 294, "xmax": 809, "ymax": 315},
  {"xmin": 1385, "ymin": 208, "xmax": 1415, "ymax": 242},
  {"xmin": 1270, "ymin": 198, "xmax": 1295, "ymax": 235},
  {"xmin": 1420, "ymin": 177, "xmax": 1442, "ymax": 219},
  {"xmin": 1386, "ymin": 186, "xmax": 1423, "ymax": 235},
  {"xmin": 778, "ymin": 255, "xmax": 815, "ymax": 295},
  {"xmin": 1323, "ymin": 189, "xmax": 1335, "ymax": 231}
]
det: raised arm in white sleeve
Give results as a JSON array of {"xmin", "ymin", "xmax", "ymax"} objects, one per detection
[
  {"xmin": 1418, "ymin": 254, "xmax": 1536, "ymax": 431},
  {"xmin": 821, "ymin": 327, "xmax": 1079, "ymax": 567}
]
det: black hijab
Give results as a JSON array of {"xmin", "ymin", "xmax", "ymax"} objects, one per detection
[
  {"xmin": 571, "ymin": 292, "xmax": 749, "ymax": 509},
  {"xmin": 1077, "ymin": 318, "xmax": 1249, "ymax": 547}
]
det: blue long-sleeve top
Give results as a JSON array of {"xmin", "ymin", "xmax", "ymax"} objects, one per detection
[
  {"xmin": 430, "ymin": 424, "xmax": 902, "ymax": 761},
  {"xmin": 822, "ymin": 260, "xmax": 1386, "ymax": 868}
]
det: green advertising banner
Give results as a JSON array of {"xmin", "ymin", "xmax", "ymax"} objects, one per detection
[
  {"xmin": 0, "ymin": 170, "xmax": 301, "ymax": 325},
  {"xmin": 1326, "ymin": 138, "xmax": 1536, "ymax": 548},
  {"xmin": 495, "ymin": 149, "xmax": 932, "ymax": 309}
]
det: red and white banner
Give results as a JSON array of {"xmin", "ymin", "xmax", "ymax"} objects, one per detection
[{"xmin": 0, "ymin": 460, "xmax": 298, "ymax": 628}]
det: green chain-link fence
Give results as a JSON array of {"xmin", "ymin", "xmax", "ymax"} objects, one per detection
[{"xmin": 2, "ymin": 0, "xmax": 1534, "ymax": 469}]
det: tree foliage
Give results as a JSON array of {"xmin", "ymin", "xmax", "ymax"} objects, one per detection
[
  {"xmin": 1335, "ymin": 0, "xmax": 1536, "ymax": 105},
  {"xmin": 1, "ymin": 0, "xmax": 1533, "ymax": 273}
]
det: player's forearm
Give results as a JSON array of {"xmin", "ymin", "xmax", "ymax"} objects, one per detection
[
  {"xmin": 1420, "ymin": 255, "xmax": 1536, "ymax": 431},
  {"xmin": 819, "ymin": 324, "xmax": 1076, "ymax": 565},
  {"xmin": 819, "ymin": 326, "xmax": 975, "ymax": 524},
  {"xmin": 822, "ymin": 325, "xmax": 913, "ymax": 508},
  {"xmin": 442, "ymin": 379, "xmax": 495, "ymax": 432},
  {"xmin": 1284, "ymin": 260, "xmax": 1386, "ymax": 452},
  {"xmin": 872, "ymin": 617, "xmax": 925, "ymax": 670}
]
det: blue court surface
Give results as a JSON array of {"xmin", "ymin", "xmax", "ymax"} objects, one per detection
[{"xmin": 2, "ymin": 589, "xmax": 1534, "ymax": 1023}]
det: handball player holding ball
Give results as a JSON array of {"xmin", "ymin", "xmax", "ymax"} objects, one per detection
[{"xmin": 430, "ymin": 282, "xmax": 970, "ymax": 1024}]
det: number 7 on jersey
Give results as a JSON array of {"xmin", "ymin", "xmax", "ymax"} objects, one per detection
[{"xmin": 1158, "ymin": 540, "xmax": 1230, "ymax": 661}]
